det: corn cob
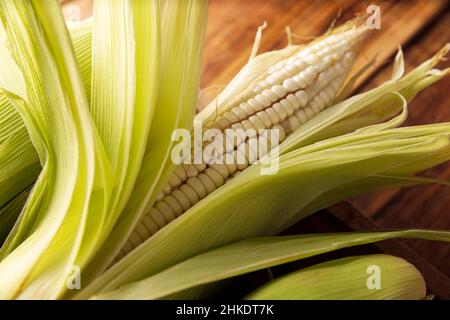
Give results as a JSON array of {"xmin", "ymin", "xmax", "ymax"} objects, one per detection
[
  {"xmin": 246, "ymin": 254, "xmax": 426, "ymax": 300},
  {"xmin": 117, "ymin": 23, "xmax": 369, "ymax": 259}
]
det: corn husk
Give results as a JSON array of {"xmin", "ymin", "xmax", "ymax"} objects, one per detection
[
  {"xmin": 0, "ymin": 1, "xmax": 449, "ymax": 300},
  {"xmin": 90, "ymin": 231, "xmax": 447, "ymax": 299}
]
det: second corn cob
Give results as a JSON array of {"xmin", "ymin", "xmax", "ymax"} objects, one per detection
[{"xmin": 246, "ymin": 254, "xmax": 426, "ymax": 300}]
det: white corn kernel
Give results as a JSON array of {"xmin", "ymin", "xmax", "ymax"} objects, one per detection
[
  {"xmin": 271, "ymin": 85, "xmax": 287, "ymax": 98},
  {"xmin": 283, "ymin": 78, "xmax": 300, "ymax": 92}
]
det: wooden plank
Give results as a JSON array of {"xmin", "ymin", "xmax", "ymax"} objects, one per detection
[
  {"xmin": 202, "ymin": 0, "xmax": 356, "ymax": 87},
  {"xmin": 201, "ymin": 0, "xmax": 448, "ymax": 93},
  {"xmin": 351, "ymin": 0, "xmax": 449, "ymax": 89}
]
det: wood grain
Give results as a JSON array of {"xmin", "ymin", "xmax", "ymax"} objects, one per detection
[{"xmin": 201, "ymin": 0, "xmax": 449, "ymax": 90}]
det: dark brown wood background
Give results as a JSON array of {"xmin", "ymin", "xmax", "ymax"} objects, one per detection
[{"xmin": 61, "ymin": 0, "xmax": 450, "ymax": 296}]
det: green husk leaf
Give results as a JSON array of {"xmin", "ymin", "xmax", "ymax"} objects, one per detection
[
  {"xmin": 391, "ymin": 47, "xmax": 405, "ymax": 81},
  {"xmin": 0, "ymin": 20, "xmax": 91, "ymax": 219},
  {"xmin": 92, "ymin": 230, "xmax": 446, "ymax": 299},
  {"xmin": 0, "ymin": 115, "xmax": 40, "ymax": 211},
  {"xmin": 79, "ymin": 0, "xmax": 208, "ymax": 286},
  {"xmin": 0, "ymin": 0, "xmax": 163, "ymax": 299},
  {"xmin": 0, "ymin": 188, "xmax": 29, "ymax": 245},
  {"xmin": 0, "ymin": 0, "xmax": 108, "ymax": 298}
]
